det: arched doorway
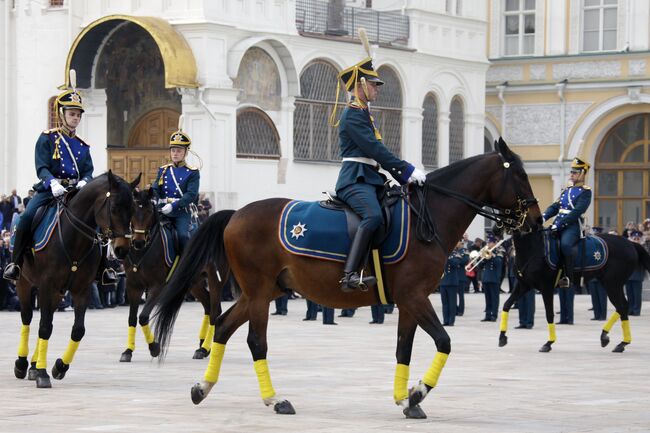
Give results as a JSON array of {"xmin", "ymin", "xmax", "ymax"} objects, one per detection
[
  {"xmin": 595, "ymin": 114, "xmax": 650, "ymax": 233},
  {"xmin": 109, "ymin": 108, "xmax": 180, "ymax": 186}
]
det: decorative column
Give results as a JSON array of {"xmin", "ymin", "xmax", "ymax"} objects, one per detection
[
  {"xmin": 437, "ymin": 110, "xmax": 450, "ymax": 168},
  {"xmin": 401, "ymin": 106, "xmax": 424, "ymax": 167},
  {"xmin": 78, "ymin": 88, "xmax": 108, "ymax": 173}
]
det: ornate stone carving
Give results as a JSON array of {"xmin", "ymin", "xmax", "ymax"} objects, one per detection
[
  {"xmin": 529, "ymin": 64, "xmax": 546, "ymax": 81},
  {"xmin": 552, "ymin": 61, "xmax": 621, "ymax": 80},
  {"xmin": 486, "ymin": 65, "xmax": 523, "ymax": 83},
  {"xmin": 629, "ymin": 59, "xmax": 646, "ymax": 76}
]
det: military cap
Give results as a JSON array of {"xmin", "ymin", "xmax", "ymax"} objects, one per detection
[{"xmin": 570, "ymin": 157, "xmax": 590, "ymax": 173}]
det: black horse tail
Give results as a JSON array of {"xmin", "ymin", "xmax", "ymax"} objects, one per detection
[
  {"xmin": 632, "ymin": 242, "xmax": 650, "ymax": 275},
  {"xmin": 152, "ymin": 209, "xmax": 235, "ymax": 359}
]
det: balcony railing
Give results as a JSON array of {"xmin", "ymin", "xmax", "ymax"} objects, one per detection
[{"xmin": 296, "ymin": 0, "xmax": 410, "ymax": 48}]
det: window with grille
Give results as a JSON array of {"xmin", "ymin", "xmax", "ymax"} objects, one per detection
[
  {"xmin": 449, "ymin": 97, "xmax": 464, "ymax": 163},
  {"xmin": 582, "ymin": 0, "xmax": 617, "ymax": 52},
  {"xmin": 293, "ymin": 60, "xmax": 345, "ymax": 162},
  {"xmin": 48, "ymin": 96, "xmax": 58, "ymax": 129},
  {"xmin": 236, "ymin": 108, "xmax": 281, "ymax": 159},
  {"xmin": 372, "ymin": 65, "xmax": 402, "ymax": 156},
  {"xmin": 503, "ymin": 0, "xmax": 535, "ymax": 56},
  {"xmin": 422, "ymin": 93, "xmax": 438, "ymax": 170}
]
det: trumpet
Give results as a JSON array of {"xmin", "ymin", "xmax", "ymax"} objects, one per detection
[{"xmin": 465, "ymin": 239, "xmax": 505, "ymax": 272}]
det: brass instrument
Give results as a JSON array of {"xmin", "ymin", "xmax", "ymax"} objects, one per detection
[{"xmin": 465, "ymin": 239, "xmax": 505, "ymax": 272}]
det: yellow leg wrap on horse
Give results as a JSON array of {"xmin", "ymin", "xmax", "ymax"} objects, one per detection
[
  {"xmin": 603, "ymin": 312, "xmax": 620, "ymax": 332},
  {"xmin": 201, "ymin": 325, "xmax": 215, "ymax": 352},
  {"xmin": 499, "ymin": 311, "xmax": 509, "ymax": 332},
  {"xmin": 127, "ymin": 326, "xmax": 136, "ymax": 351},
  {"xmin": 621, "ymin": 320, "xmax": 631, "ymax": 343},
  {"xmin": 18, "ymin": 325, "xmax": 30, "ymax": 357},
  {"xmin": 61, "ymin": 339, "xmax": 80, "ymax": 365},
  {"xmin": 31, "ymin": 338, "xmax": 40, "ymax": 363},
  {"xmin": 198, "ymin": 315, "xmax": 210, "ymax": 340},
  {"xmin": 204, "ymin": 342, "xmax": 226, "ymax": 383},
  {"xmin": 253, "ymin": 359, "xmax": 276, "ymax": 400},
  {"xmin": 548, "ymin": 323, "xmax": 556, "ymax": 342},
  {"xmin": 141, "ymin": 324, "xmax": 154, "ymax": 345},
  {"xmin": 422, "ymin": 352, "xmax": 449, "ymax": 388},
  {"xmin": 393, "ymin": 363, "xmax": 409, "ymax": 402},
  {"xmin": 36, "ymin": 338, "xmax": 49, "ymax": 369}
]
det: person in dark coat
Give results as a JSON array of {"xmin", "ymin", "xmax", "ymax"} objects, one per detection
[
  {"xmin": 333, "ymin": 50, "xmax": 425, "ymax": 292},
  {"xmin": 440, "ymin": 241, "xmax": 467, "ymax": 326},
  {"xmin": 626, "ymin": 230, "xmax": 645, "ymax": 316},
  {"xmin": 479, "ymin": 235, "xmax": 504, "ymax": 322}
]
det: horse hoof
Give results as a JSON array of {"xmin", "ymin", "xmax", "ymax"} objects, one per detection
[
  {"xmin": 120, "ymin": 349, "xmax": 133, "ymax": 363},
  {"xmin": 612, "ymin": 342, "xmax": 628, "ymax": 353},
  {"xmin": 191, "ymin": 383, "xmax": 207, "ymax": 405},
  {"xmin": 600, "ymin": 331, "xmax": 610, "ymax": 348},
  {"xmin": 408, "ymin": 382, "xmax": 429, "ymax": 408},
  {"xmin": 193, "ymin": 348, "xmax": 209, "ymax": 360},
  {"xmin": 273, "ymin": 400, "xmax": 296, "ymax": 415},
  {"xmin": 539, "ymin": 342, "xmax": 552, "ymax": 353},
  {"xmin": 498, "ymin": 332, "xmax": 508, "ymax": 347},
  {"xmin": 14, "ymin": 357, "xmax": 28, "ymax": 379},
  {"xmin": 36, "ymin": 370, "xmax": 52, "ymax": 388},
  {"xmin": 52, "ymin": 358, "xmax": 69, "ymax": 380},
  {"xmin": 27, "ymin": 364, "xmax": 38, "ymax": 381},
  {"xmin": 403, "ymin": 404, "xmax": 427, "ymax": 419},
  {"xmin": 149, "ymin": 342, "xmax": 161, "ymax": 358}
]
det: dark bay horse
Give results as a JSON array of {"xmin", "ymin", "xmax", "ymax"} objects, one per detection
[
  {"xmin": 14, "ymin": 171, "xmax": 139, "ymax": 388},
  {"xmin": 119, "ymin": 189, "xmax": 230, "ymax": 362},
  {"xmin": 499, "ymin": 229, "xmax": 650, "ymax": 353},
  {"xmin": 152, "ymin": 138, "xmax": 542, "ymax": 418}
]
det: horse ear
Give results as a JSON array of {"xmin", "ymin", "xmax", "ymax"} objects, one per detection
[
  {"xmin": 129, "ymin": 172, "xmax": 142, "ymax": 191},
  {"xmin": 496, "ymin": 136, "xmax": 514, "ymax": 160},
  {"xmin": 107, "ymin": 170, "xmax": 114, "ymax": 187}
]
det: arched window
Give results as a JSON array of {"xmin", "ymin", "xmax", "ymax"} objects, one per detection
[
  {"xmin": 449, "ymin": 96, "xmax": 464, "ymax": 163},
  {"xmin": 236, "ymin": 108, "xmax": 281, "ymax": 159},
  {"xmin": 294, "ymin": 60, "xmax": 344, "ymax": 162},
  {"xmin": 484, "ymin": 127, "xmax": 494, "ymax": 153},
  {"xmin": 373, "ymin": 65, "xmax": 403, "ymax": 156},
  {"xmin": 233, "ymin": 47, "xmax": 281, "ymax": 111},
  {"xmin": 595, "ymin": 114, "xmax": 650, "ymax": 234},
  {"xmin": 421, "ymin": 93, "xmax": 438, "ymax": 169},
  {"xmin": 47, "ymin": 96, "xmax": 58, "ymax": 129}
]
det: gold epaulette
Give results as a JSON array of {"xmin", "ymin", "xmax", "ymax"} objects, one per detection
[
  {"xmin": 582, "ymin": 185, "xmax": 591, "ymax": 190},
  {"xmin": 186, "ymin": 165, "xmax": 198, "ymax": 171},
  {"xmin": 77, "ymin": 136, "xmax": 90, "ymax": 147},
  {"xmin": 348, "ymin": 100, "xmax": 367, "ymax": 109},
  {"xmin": 43, "ymin": 128, "xmax": 58, "ymax": 134}
]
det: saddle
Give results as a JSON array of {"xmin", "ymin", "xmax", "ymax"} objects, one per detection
[
  {"xmin": 318, "ymin": 185, "xmax": 405, "ymax": 245},
  {"xmin": 544, "ymin": 231, "xmax": 608, "ymax": 272}
]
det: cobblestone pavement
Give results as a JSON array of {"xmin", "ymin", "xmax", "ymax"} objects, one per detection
[{"xmin": 1, "ymin": 293, "xmax": 649, "ymax": 433}]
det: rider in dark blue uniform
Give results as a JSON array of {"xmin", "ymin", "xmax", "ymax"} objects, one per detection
[
  {"xmin": 3, "ymin": 80, "xmax": 94, "ymax": 282},
  {"xmin": 333, "ymin": 56, "xmax": 425, "ymax": 292},
  {"xmin": 542, "ymin": 158, "xmax": 592, "ymax": 289},
  {"xmin": 151, "ymin": 121, "xmax": 200, "ymax": 255}
]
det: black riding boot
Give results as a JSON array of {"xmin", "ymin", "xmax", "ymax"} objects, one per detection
[
  {"xmin": 96, "ymin": 245, "xmax": 118, "ymax": 286},
  {"xmin": 3, "ymin": 228, "xmax": 28, "ymax": 282},
  {"xmin": 559, "ymin": 253, "xmax": 574, "ymax": 289},
  {"xmin": 340, "ymin": 226, "xmax": 377, "ymax": 292}
]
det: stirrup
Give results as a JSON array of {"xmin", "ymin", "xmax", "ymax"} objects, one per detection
[
  {"xmin": 3, "ymin": 263, "xmax": 21, "ymax": 282},
  {"xmin": 101, "ymin": 268, "xmax": 118, "ymax": 286},
  {"xmin": 558, "ymin": 276, "xmax": 570, "ymax": 288}
]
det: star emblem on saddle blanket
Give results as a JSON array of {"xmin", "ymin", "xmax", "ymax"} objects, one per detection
[
  {"xmin": 593, "ymin": 251, "xmax": 602, "ymax": 261},
  {"xmin": 290, "ymin": 222, "xmax": 308, "ymax": 239}
]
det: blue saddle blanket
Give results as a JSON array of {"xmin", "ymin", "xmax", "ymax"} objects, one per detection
[
  {"xmin": 545, "ymin": 233, "xmax": 608, "ymax": 271},
  {"xmin": 278, "ymin": 199, "xmax": 410, "ymax": 264},
  {"xmin": 10, "ymin": 206, "xmax": 60, "ymax": 253},
  {"xmin": 160, "ymin": 224, "xmax": 177, "ymax": 268}
]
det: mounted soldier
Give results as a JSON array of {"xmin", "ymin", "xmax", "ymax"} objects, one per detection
[
  {"xmin": 150, "ymin": 116, "xmax": 200, "ymax": 256},
  {"xmin": 332, "ymin": 29, "xmax": 426, "ymax": 292},
  {"xmin": 3, "ymin": 71, "xmax": 100, "ymax": 282},
  {"xmin": 542, "ymin": 157, "xmax": 592, "ymax": 288}
]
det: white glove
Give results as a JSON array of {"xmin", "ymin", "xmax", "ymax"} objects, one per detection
[
  {"xmin": 76, "ymin": 180, "xmax": 87, "ymax": 189},
  {"xmin": 50, "ymin": 180, "xmax": 66, "ymax": 197},
  {"xmin": 408, "ymin": 167, "xmax": 427, "ymax": 185},
  {"xmin": 161, "ymin": 203, "xmax": 173, "ymax": 215}
]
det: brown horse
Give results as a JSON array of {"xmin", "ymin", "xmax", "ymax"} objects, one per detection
[
  {"xmin": 152, "ymin": 138, "xmax": 542, "ymax": 418},
  {"xmin": 119, "ymin": 188, "xmax": 229, "ymax": 362},
  {"xmin": 13, "ymin": 171, "xmax": 139, "ymax": 388}
]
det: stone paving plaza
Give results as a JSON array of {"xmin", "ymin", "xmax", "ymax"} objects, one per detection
[{"xmin": 1, "ymin": 293, "xmax": 649, "ymax": 433}]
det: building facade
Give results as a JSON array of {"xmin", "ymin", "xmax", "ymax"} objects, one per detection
[
  {"xmin": 0, "ymin": 0, "xmax": 490, "ymax": 236},
  {"xmin": 486, "ymin": 0, "xmax": 650, "ymax": 234}
]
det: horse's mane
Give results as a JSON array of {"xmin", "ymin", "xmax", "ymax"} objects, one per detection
[{"xmin": 425, "ymin": 150, "xmax": 524, "ymax": 184}]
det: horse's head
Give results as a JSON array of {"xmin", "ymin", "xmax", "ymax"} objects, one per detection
[
  {"xmin": 131, "ymin": 187, "xmax": 156, "ymax": 251},
  {"xmin": 486, "ymin": 137, "xmax": 544, "ymax": 234},
  {"xmin": 91, "ymin": 171, "xmax": 141, "ymax": 258}
]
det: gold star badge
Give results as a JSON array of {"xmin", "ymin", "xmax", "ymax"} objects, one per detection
[
  {"xmin": 71, "ymin": 93, "xmax": 81, "ymax": 103},
  {"xmin": 173, "ymin": 133, "xmax": 183, "ymax": 142},
  {"xmin": 290, "ymin": 222, "xmax": 307, "ymax": 239}
]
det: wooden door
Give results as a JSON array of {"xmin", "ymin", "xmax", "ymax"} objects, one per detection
[{"xmin": 109, "ymin": 108, "xmax": 179, "ymax": 187}]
